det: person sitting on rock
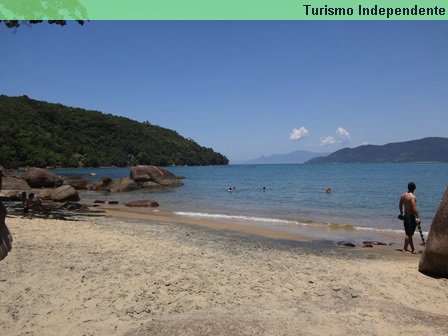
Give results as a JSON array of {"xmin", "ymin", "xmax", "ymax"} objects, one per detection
[{"xmin": 24, "ymin": 193, "xmax": 43, "ymax": 213}]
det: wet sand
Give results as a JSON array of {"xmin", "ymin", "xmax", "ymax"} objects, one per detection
[{"xmin": 1, "ymin": 209, "xmax": 447, "ymax": 336}]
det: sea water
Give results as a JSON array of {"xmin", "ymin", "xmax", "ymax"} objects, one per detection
[{"xmin": 53, "ymin": 163, "xmax": 448, "ymax": 241}]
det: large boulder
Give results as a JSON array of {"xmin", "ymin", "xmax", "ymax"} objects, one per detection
[
  {"xmin": 0, "ymin": 202, "xmax": 12, "ymax": 262},
  {"xmin": 1, "ymin": 175, "xmax": 30, "ymax": 191},
  {"xmin": 24, "ymin": 168, "xmax": 63, "ymax": 188},
  {"xmin": 63, "ymin": 176, "xmax": 91, "ymax": 190},
  {"xmin": 51, "ymin": 185, "xmax": 80, "ymax": 202},
  {"xmin": 88, "ymin": 176, "xmax": 113, "ymax": 192},
  {"xmin": 419, "ymin": 188, "xmax": 448, "ymax": 278},
  {"xmin": 109, "ymin": 178, "xmax": 140, "ymax": 193},
  {"xmin": 130, "ymin": 166, "xmax": 183, "ymax": 187},
  {"xmin": 38, "ymin": 188, "xmax": 54, "ymax": 201}
]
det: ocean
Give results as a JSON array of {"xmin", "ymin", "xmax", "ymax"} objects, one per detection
[{"xmin": 53, "ymin": 163, "xmax": 448, "ymax": 242}]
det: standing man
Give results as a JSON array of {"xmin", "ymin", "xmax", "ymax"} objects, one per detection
[{"xmin": 399, "ymin": 182, "xmax": 421, "ymax": 254}]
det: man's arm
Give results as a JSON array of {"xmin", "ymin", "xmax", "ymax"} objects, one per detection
[
  {"xmin": 399, "ymin": 196, "xmax": 404, "ymax": 215},
  {"xmin": 411, "ymin": 197, "xmax": 420, "ymax": 220}
]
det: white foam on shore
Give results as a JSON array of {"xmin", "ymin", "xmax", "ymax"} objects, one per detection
[
  {"xmin": 174, "ymin": 211, "xmax": 296, "ymax": 225},
  {"xmin": 173, "ymin": 211, "xmax": 410, "ymax": 236},
  {"xmin": 356, "ymin": 226, "xmax": 428, "ymax": 236}
]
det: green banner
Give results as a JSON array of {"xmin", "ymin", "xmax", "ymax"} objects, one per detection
[{"xmin": 1, "ymin": 0, "xmax": 447, "ymax": 20}]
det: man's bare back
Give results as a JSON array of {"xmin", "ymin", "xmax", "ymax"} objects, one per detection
[{"xmin": 399, "ymin": 191, "xmax": 419, "ymax": 217}]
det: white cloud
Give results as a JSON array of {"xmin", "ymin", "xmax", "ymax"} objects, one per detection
[
  {"xmin": 320, "ymin": 127, "xmax": 352, "ymax": 146},
  {"xmin": 336, "ymin": 127, "xmax": 351, "ymax": 140},
  {"xmin": 320, "ymin": 136, "xmax": 337, "ymax": 146},
  {"xmin": 289, "ymin": 126, "xmax": 309, "ymax": 140}
]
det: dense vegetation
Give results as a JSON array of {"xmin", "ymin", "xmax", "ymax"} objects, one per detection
[
  {"xmin": 1, "ymin": 20, "xmax": 85, "ymax": 29},
  {"xmin": 0, "ymin": 95, "xmax": 228, "ymax": 168},
  {"xmin": 306, "ymin": 137, "xmax": 448, "ymax": 164}
]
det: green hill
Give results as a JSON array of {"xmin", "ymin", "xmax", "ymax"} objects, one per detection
[
  {"xmin": 306, "ymin": 137, "xmax": 448, "ymax": 164},
  {"xmin": 0, "ymin": 95, "xmax": 228, "ymax": 168}
]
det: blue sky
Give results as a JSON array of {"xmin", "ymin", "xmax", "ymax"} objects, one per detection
[{"xmin": 1, "ymin": 21, "xmax": 447, "ymax": 162}]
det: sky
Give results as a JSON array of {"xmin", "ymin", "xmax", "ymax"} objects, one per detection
[{"xmin": 1, "ymin": 21, "xmax": 447, "ymax": 162}]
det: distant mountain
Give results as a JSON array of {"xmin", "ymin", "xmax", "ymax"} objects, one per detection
[
  {"xmin": 306, "ymin": 137, "xmax": 448, "ymax": 164},
  {"xmin": 239, "ymin": 150, "xmax": 330, "ymax": 164}
]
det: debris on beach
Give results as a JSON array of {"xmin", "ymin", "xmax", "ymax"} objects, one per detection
[
  {"xmin": 337, "ymin": 241, "xmax": 356, "ymax": 247},
  {"xmin": 337, "ymin": 240, "xmax": 388, "ymax": 248},
  {"xmin": 125, "ymin": 200, "xmax": 159, "ymax": 208}
]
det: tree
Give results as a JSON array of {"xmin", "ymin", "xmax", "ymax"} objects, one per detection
[
  {"xmin": 1, "ymin": 0, "xmax": 88, "ymax": 28},
  {"xmin": 0, "ymin": 95, "xmax": 229, "ymax": 168},
  {"xmin": 1, "ymin": 20, "xmax": 85, "ymax": 29}
]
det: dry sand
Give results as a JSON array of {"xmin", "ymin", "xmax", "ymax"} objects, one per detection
[{"xmin": 1, "ymin": 211, "xmax": 447, "ymax": 336}]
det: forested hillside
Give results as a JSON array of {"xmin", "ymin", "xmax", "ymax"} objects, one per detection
[{"xmin": 0, "ymin": 95, "xmax": 228, "ymax": 168}]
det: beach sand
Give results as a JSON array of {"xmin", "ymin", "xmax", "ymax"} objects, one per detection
[{"xmin": 1, "ymin": 209, "xmax": 447, "ymax": 336}]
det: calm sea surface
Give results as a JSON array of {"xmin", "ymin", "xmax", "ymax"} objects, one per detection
[{"xmin": 54, "ymin": 163, "xmax": 448, "ymax": 241}]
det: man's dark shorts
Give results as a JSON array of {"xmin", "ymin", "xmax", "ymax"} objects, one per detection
[{"xmin": 403, "ymin": 214, "xmax": 417, "ymax": 236}]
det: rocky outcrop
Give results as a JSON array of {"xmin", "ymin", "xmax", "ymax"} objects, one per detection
[
  {"xmin": 109, "ymin": 178, "xmax": 140, "ymax": 193},
  {"xmin": 38, "ymin": 188, "xmax": 54, "ymax": 200},
  {"xmin": 24, "ymin": 168, "xmax": 63, "ymax": 188},
  {"xmin": 63, "ymin": 176, "xmax": 91, "ymax": 190},
  {"xmin": 51, "ymin": 185, "xmax": 80, "ymax": 202},
  {"xmin": 1, "ymin": 190, "xmax": 24, "ymax": 201},
  {"xmin": 130, "ymin": 166, "xmax": 183, "ymax": 187},
  {"xmin": 139, "ymin": 181, "xmax": 163, "ymax": 188},
  {"xmin": 125, "ymin": 200, "xmax": 159, "ymax": 207},
  {"xmin": 0, "ymin": 202, "xmax": 12, "ymax": 262},
  {"xmin": 337, "ymin": 241, "xmax": 356, "ymax": 247},
  {"xmin": 88, "ymin": 177, "xmax": 140, "ymax": 193},
  {"xmin": 419, "ymin": 188, "xmax": 448, "ymax": 278},
  {"xmin": 88, "ymin": 176, "xmax": 113, "ymax": 192},
  {"xmin": 1, "ymin": 175, "xmax": 30, "ymax": 191}
]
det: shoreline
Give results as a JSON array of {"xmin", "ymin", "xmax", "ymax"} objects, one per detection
[
  {"xmin": 1, "ymin": 210, "xmax": 447, "ymax": 335},
  {"xmin": 95, "ymin": 204, "xmax": 407, "ymax": 251}
]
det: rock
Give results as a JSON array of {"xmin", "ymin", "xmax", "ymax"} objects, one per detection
[
  {"xmin": 0, "ymin": 202, "xmax": 12, "ymax": 262},
  {"xmin": 94, "ymin": 200, "xmax": 106, "ymax": 204},
  {"xmin": 51, "ymin": 185, "xmax": 80, "ymax": 202},
  {"xmin": 139, "ymin": 181, "xmax": 164, "ymax": 189},
  {"xmin": 59, "ymin": 202, "xmax": 83, "ymax": 211},
  {"xmin": 24, "ymin": 168, "xmax": 63, "ymax": 188},
  {"xmin": 130, "ymin": 165, "xmax": 183, "ymax": 187},
  {"xmin": 419, "ymin": 188, "xmax": 448, "ymax": 278},
  {"xmin": 101, "ymin": 176, "xmax": 112, "ymax": 184},
  {"xmin": 1, "ymin": 190, "xmax": 25, "ymax": 201},
  {"xmin": 108, "ymin": 201, "xmax": 119, "ymax": 205},
  {"xmin": 90, "ymin": 176, "xmax": 113, "ymax": 192},
  {"xmin": 362, "ymin": 243, "xmax": 373, "ymax": 248},
  {"xmin": 109, "ymin": 178, "xmax": 140, "ymax": 193},
  {"xmin": 1, "ymin": 175, "xmax": 30, "ymax": 190},
  {"xmin": 63, "ymin": 176, "xmax": 91, "ymax": 190},
  {"xmin": 337, "ymin": 241, "xmax": 356, "ymax": 247},
  {"xmin": 37, "ymin": 188, "xmax": 53, "ymax": 201},
  {"xmin": 125, "ymin": 200, "xmax": 159, "ymax": 208},
  {"xmin": 0, "ymin": 240, "xmax": 8, "ymax": 262},
  {"xmin": 362, "ymin": 241, "xmax": 387, "ymax": 246}
]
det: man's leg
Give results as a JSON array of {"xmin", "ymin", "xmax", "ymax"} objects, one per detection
[
  {"xmin": 403, "ymin": 235, "xmax": 410, "ymax": 252},
  {"xmin": 409, "ymin": 235, "xmax": 416, "ymax": 253}
]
